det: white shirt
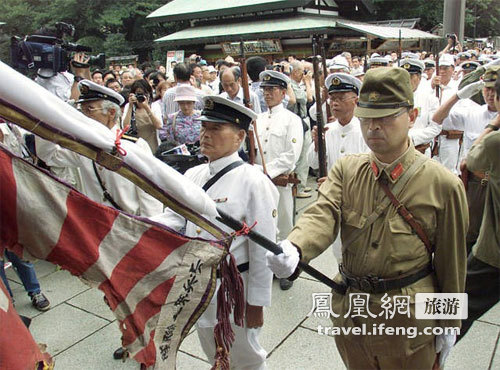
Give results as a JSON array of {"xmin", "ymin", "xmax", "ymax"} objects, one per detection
[
  {"xmin": 409, "ymin": 86, "xmax": 441, "ymax": 148},
  {"xmin": 451, "ymin": 104, "xmax": 498, "ymax": 162},
  {"xmin": 152, "ymin": 151, "xmax": 278, "ymax": 312},
  {"xmin": 219, "ymin": 87, "xmax": 262, "ymax": 114},
  {"xmin": 35, "ymin": 125, "xmax": 163, "ymax": 216},
  {"xmin": 255, "ymin": 103, "xmax": 304, "ymax": 179},
  {"xmin": 308, "ymin": 117, "xmax": 368, "ymax": 171}
]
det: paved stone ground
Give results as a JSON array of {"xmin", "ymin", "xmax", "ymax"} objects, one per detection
[{"xmin": 5, "ymin": 178, "xmax": 500, "ymax": 369}]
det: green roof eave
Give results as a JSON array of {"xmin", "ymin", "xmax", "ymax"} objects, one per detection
[
  {"xmin": 147, "ymin": 0, "xmax": 311, "ymax": 22},
  {"xmin": 155, "ymin": 14, "xmax": 338, "ymax": 46}
]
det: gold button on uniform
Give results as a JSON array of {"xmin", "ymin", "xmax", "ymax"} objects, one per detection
[
  {"xmin": 340, "ymin": 148, "xmax": 345, "ymax": 153},
  {"xmin": 196, "ymin": 228, "xmax": 202, "ymax": 234},
  {"xmin": 341, "ymin": 134, "xmax": 346, "ymax": 138}
]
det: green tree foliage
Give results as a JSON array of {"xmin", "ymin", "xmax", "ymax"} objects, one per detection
[
  {"xmin": 370, "ymin": 0, "xmax": 499, "ymax": 37},
  {"xmin": 0, "ymin": 0, "xmax": 184, "ymax": 65}
]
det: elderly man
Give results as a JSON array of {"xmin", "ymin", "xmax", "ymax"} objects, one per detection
[
  {"xmin": 288, "ymin": 60, "xmax": 313, "ymax": 198},
  {"xmin": 35, "ymin": 80, "xmax": 162, "ymax": 217},
  {"xmin": 153, "ymin": 95, "xmax": 278, "ymax": 369},
  {"xmin": 433, "ymin": 65, "xmax": 499, "ymax": 253},
  {"xmin": 267, "ymin": 67, "xmax": 468, "ymax": 369},
  {"xmin": 255, "ymin": 70, "xmax": 303, "ymax": 290},
  {"xmin": 309, "ymin": 73, "xmax": 367, "ymax": 176},
  {"xmin": 219, "ymin": 67, "xmax": 261, "ymax": 113},
  {"xmin": 400, "ymin": 59, "xmax": 442, "ymax": 157},
  {"xmin": 458, "ymin": 76, "xmax": 500, "ymax": 341}
]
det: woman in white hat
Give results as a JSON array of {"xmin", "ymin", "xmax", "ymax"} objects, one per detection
[{"xmin": 160, "ymin": 85, "xmax": 201, "ymax": 147}]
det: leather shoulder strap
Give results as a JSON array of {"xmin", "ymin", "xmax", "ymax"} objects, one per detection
[
  {"xmin": 202, "ymin": 161, "xmax": 244, "ymax": 192},
  {"xmin": 378, "ymin": 177, "xmax": 433, "ymax": 253},
  {"xmin": 341, "ymin": 155, "xmax": 427, "ymax": 251},
  {"xmin": 92, "ymin": 162, "xmax": 123, "ymax": 211}
]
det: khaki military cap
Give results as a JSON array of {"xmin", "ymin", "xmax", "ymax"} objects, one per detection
[
  {"xmin": 355, "ymin": 67, "xmax": 414, "ymax": 119},
  {"xmin": 483, "ymin": 65, "xmax": 500, "ymax": 87}
]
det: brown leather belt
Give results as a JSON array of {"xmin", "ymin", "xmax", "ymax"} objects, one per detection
[
  {"xmin": 440, "ymin": 130, "xmax": 464, "ymax": 140},
  {"xmin": 415, "ymin": 143, "xmax": 431, "ymax": 154},
  {"xmin": 339, "ymin": 264, "xmax": 434, "ymax": 294},
  {"xmin": 469, "ymin": 170, "xmax": 489, "ymax": 185},
  {"xmin": 272, "ymin": 173, "xmax": 301, "ymax": 187}
]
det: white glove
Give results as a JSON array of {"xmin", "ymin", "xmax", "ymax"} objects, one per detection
[
  {"xmin": 483, "ymin": 57, "xmax": 500, "ymax": 70},
  {"xmin": 266, "ymin": 240, "xmax": 300, "ymax": 279},
  {"xmin": 435, "ymin": 332, "xmax": 456, "ymax": 367},
  {"xmin": 457, "ymin": 80, "xmax": 484, "ymax": 99}
]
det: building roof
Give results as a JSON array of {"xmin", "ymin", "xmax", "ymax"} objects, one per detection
[
  {"xmin": 147, "ymin": 0, "xmax": 311, "ymax": 22},
  {"xmin": 370, "ymin": 18, "xmax": 420, "ymax": 29},
  {"xmin": 336, "ymin": 20, "xmax": 439, "ymax": 40},
  {"xmin": 155, "ymin": 14, "xmax": 338, "ymax": 45},
  {"xmin": 155, "ymin": 13, "xmax": 439, "ymax": 46}
]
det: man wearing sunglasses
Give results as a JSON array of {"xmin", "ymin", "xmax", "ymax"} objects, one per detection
[{"xmin": 267, "ymin": 67, "xmax": 468, "ymax": 369}]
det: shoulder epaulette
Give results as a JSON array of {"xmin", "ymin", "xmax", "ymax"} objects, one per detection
[{"xmin": 121, "ymin": 134, "xmax": 139, "ymax": 143}]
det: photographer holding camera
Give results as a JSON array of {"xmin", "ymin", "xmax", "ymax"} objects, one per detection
[{"xmin": 122, "ymin": 79, "xmax": 162, "ymax": 153}]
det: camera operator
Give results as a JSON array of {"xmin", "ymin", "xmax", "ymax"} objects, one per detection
[{"xmin": 122, "ymin": 79, "xmax": 162, "ymax": 153}]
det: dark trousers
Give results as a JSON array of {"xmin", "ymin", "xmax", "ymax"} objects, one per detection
[{"xmin": 457, "ymin": 254, "xmax": 500, "ymax": 342}]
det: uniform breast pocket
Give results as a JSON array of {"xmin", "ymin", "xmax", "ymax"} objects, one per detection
[
  {"xmin": 341, "ymin": 208, "xmax": 366, "ymax": 254},
  {"xmin": 388, "ymin": 216, "xmax": 424, "ymax": 261}
]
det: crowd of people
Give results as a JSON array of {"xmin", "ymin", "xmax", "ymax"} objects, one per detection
[{"xmin": 1, "ymin": 34, "xmax": 500, "ymax": 369}]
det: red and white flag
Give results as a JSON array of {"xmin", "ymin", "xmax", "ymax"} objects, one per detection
[
  {"xmin": 0, "ymin": 279, "xmax": 53, "ymax": 369},
  {"xmin": 0, "ymin": 145, "xmax": 226, "ymax": 369}
]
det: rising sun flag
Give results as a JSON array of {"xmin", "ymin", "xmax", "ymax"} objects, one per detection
[{"xmin": 0, "ymin": 61, "xmax": 244, "ymax": 369}]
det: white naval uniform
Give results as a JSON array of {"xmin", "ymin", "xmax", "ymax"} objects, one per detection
[
  {"xmin": 152, "ymin": 151, "xmax": 278, "ymax": 369},
  {"xmin": 308, "ymin": 117, "xmax": 368, "ymax": 171},
  {"xmin": 433, "ymin": 79, "xmax": 476, "ymax": 174},
  {"xmin": 255, "ymin": 104, "xmax": 303, "ymax": 240},
  {"xmin": 409, "ymin": 87, "xmax": 441, "ymax": 157},
  {"xmin": 307, "ymin": 117, "xmax": 368, "ymax": 262},
  {"xmin": 34, "ymin": 126, "xmax": 163, "ymax": 216},
  {"xmin": 455, "ymin": 104, "xmax": 498, "ymax": 163}
]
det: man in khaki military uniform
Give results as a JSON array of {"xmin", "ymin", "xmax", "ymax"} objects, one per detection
[
  {"xmin": 458, "ymin": 76, "xmax": 500, "ymax": 341},
  {"xmin": 267, "ymin": 67, "xmax": 468, "ymax": 369}
]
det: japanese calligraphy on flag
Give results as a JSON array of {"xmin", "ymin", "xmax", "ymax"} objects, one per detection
[{"xmin": 0, "ymin": 145, "xmax": 226, "ymax": 369}]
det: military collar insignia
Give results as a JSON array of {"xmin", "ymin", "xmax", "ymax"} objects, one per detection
[{"xmin": 390, "ymin": 163, "xmax": 404, "ymax": 180}]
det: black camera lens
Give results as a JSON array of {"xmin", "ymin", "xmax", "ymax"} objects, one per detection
[{"xmin": 136, "ymin": 94, "xmax": 146, "ymax": 103}]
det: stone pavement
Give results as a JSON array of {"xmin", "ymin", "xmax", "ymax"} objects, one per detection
[{"xmin": 5, "ymin": 178, "xmax": 500, "ymax": 369}]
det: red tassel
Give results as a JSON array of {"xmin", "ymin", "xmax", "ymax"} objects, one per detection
[{"xmin": 211, "ymin": 251, "xmax": 246, "ymax": 369}]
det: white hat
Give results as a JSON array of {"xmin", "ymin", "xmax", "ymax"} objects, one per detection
[
  {"xmin": 259, "ymin": 70, "xmax": 290, "ymax": 88},
  {"xmin": 174, "ymin": 85, "xmax": 198, "ymax": 102},
  {"xmin": 76, "ymin": 79, "xmax": 125, "ymax": 106},
  {"xmin": 328, "ymin": 56, "xmax": 350, "ymax": 72},
  {"xmin": 439, "ymin": 53, "xmax": 455, "ymax": 67},
  {"xmin": 325, "ymin": 73, "xmax": 362, "ymax": 95}
]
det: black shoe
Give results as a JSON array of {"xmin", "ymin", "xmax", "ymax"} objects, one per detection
[
  {"xmin": 29, "ymin": 292, "xmax": 50, "ymax": 311},
  {"xmin": 279, "ymin": 278, "xmax": 294, "ymax": 290},
  {"xmin": 113, "ymin": 347, "xmax": 128, "ymax": 360}
]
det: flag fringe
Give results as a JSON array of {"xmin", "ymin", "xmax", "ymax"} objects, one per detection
[{"xmin": 211, "ymin": 253, "xmax": 245, "ymax": 370}]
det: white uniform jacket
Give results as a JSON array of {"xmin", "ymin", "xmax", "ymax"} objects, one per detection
[
  {"xmin": 152, "ymin": 151, "xmax": 278, "ymax": 326},
  {"xmin": 255, "ymin": 104, "xmax": 304, "ymax": 179},
  {"xmin": 409, "ymin": 87, "xmax": 441, "ymax": 156},
  {"xmin": 35, "ymin": 127, "xmax": 163, "ymax": 216},
  {"xmin": 308, "ymin": 117, "xmax": 368, "ymax": 171},
  {"xmin": 454, "ymin": 104, "xmax": 498, "ymax": 163}
]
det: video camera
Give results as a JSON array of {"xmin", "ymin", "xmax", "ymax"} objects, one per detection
[{"xmin": 10, "ymin": 22, "xmax": 106, "ymax": 77}]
